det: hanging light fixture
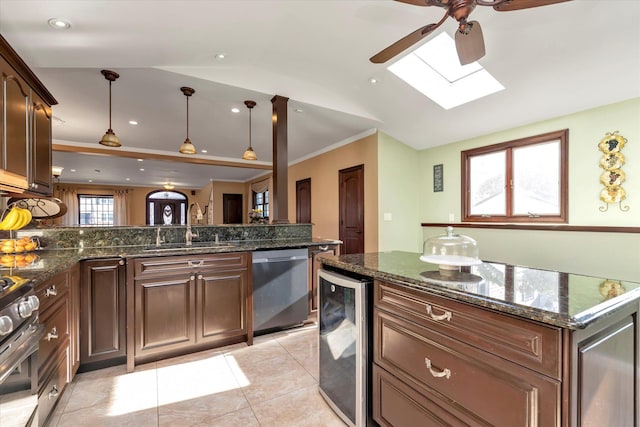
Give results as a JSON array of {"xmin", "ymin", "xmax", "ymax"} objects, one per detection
[
  {"xmin": 242, "ymin": 100, "xmax": 257, "ymax": 160},
  {"xmin": 98, "ymin": 70, "xmax": 121, "ymax": 147},
  {"xmin": 179, "ymin": 86, "xmax": 196, "ymax": 154}
]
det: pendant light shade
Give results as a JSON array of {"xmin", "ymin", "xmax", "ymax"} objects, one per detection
[
  {"xmin": 99, "ymin": 70, "xmax": 121, "ymax": 147},
  {"xmin": 179, "ymin": 86, "xmax": 197, "ymax": 155},
  {"xmin": 242, "ymin": 100, "xmax": 257, "ymax": 160}
]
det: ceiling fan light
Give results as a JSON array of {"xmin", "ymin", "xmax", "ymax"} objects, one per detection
[
  {"xmin": 455, "ymin": 20, "xmax": 485, "ymax": 65},
  {"xmin": 242, "ymin": 146, "xmax": 257, "ymax": 161},
  {"xmin": 99, "ymin": 128, "xmax": 121, "ymax": 147},
  {"xmin": 179, "ymin": 138, "xmax": 196, "ymax": 155}
]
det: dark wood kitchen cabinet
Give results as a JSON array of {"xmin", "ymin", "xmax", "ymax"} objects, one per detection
[
  {"xmin": 127, "ymin": 252, "xmax": 251, "ymax": 371},
  {"xmin": 372, "ymin": 279, "xmax": 640, "ymax": 427},
  {"xmin": 34, "ymin": 264, "xmax": 78, "ymax": 427},
  {"xmin": 0, "ymin": 35, "xmax": 56, "ymax": 195},
  {"xmin": 80, "ymin": 258, "xmax": 126, "ymax": 371}
]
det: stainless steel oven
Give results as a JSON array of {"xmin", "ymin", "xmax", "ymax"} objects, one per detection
[
  {"xmin": 0, "ymin": 277, "xmax": 44, "ymax": 427},
  {"xmin": 318, "ymin": 269, "xmax": 372, "ymax": 426}
]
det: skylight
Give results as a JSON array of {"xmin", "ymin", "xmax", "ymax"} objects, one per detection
[{"xmin": 388, "ymin": 32, "xmax": 504, "ymax": 109}]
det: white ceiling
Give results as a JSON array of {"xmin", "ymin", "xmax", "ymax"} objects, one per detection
[{"xmin": 1, "ymin": 0, "xmax": 639, "ymax": 189}]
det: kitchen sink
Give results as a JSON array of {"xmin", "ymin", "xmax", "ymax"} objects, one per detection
[{"xmin": 142, "ymin": 243, "xmax": 238, "ymax": 252}]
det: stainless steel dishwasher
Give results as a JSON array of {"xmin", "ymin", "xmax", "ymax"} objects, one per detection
[{"xmin": 252, "ymin": 248, "xmax": 309, "ymax": 334}]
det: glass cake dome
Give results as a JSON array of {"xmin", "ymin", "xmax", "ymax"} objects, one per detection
[{"xmin": 420, "ymin": 226, "xmax": 481, "ymax": 270}]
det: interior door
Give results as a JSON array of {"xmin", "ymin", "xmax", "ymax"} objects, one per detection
[
  {"xmin": 223, "ymin": 193, "xmax": 243, "ymax": 224},
  {"xmin": 153, "ymin": 201, "xmax": 181, "ymax": 225},
  {"xmin": 339, "ymin": 165, "xmax": 364, "ymax": 254},
  {"xmin": 296, "ymin": 178, "xmax": 311, "ymax": 224}
]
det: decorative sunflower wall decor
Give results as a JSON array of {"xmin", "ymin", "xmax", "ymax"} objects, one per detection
[{"xmin": 598, "ymin": 131, "xmax": 630, "ymax": 212}]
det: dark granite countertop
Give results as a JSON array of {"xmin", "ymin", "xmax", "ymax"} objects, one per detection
[
  {"xmin": 320, "ymin": 251, "xmax": 640, "ymax": 330},
  {"xmin": 4, "ymin": 237, "xmax": 340, "ymax": 287}
]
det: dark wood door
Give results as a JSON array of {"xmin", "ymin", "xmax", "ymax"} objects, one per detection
[
  {"xmin": 223, "ymin": 193, "xmax": 243, "ymax": 224},
  {"xmin": 30, "ymin": 94, "xmax": 53, "ymax": 195},
  {"xmin": 339, "ymin": 165, "xmax": 364, "ymax": 254},
  {"xmin": 1, "ymin": 56, "xmax": 29, "ymax": 177},
  {"xmin": 80, "ymin": 259, "xmax": 126, "ymax": 370},
  {"xmin": 296, "ymin": 178, "xmax": 311, "ymax": 224},
  {"xmin": 152, "ymin": 201, "xmax": 182, "ymax": 225},
  {"xmin": 196, "ymin": 269, "xmax": 247, "ymax": 343}
]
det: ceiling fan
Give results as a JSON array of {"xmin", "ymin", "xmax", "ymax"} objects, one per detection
[{"xmin": 370, "ymin": 0, "xmax": 571, "ymax": 65}]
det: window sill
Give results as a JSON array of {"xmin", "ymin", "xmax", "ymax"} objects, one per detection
[{"xmin": 421, "ymin": 223, "xmax": 640, "ymax": 233}]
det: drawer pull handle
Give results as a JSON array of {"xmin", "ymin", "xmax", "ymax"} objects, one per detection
[
  {"xmin": 425, "ymin": 357, "xmax": 451, "ymax": 379},
  {"xmin": 425, "ymin": 304, "xmax": 451, "ymax": 322},
  {"xmin": 48, "ymin": 385, "xmax": 59, "ymax": 399},
  {"xmin": 188, "ymin": 260, "xmax": 205, "ymax": 267},
  {"xmin": 198, "ymin": 274, "xmax": 203, "ymax": 280},
  {"xmin": 46, "ymin": 327, "xmax": 59, "ymax": 341},
  {"xmin": 45, "ymin": 285, "xmax": 58, "ymax": 297}
]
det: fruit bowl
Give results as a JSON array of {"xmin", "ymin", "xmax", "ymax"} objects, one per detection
[
  {"xmin": 0, "ymin": 252, "xmax": 40, "ymax": 268},
  {"xmin": 0, "ymin": 236, "xmax": 40, "ymax": 254}
]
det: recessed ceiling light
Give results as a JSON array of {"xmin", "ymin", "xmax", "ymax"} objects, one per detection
[
  {"xmin": 201, "ymin": 149, "xmax": 208, "ymax": 153},
  {"xmin": 48, "ymin": 18, "xmax": 71, "ymax": 30},
  {"xmin": 70, "ymin": 169, "xmax": 76, "ymax": 172},
  {"xmin": 88, "ymin": 179, "xmax": 93, "ymax": 183},
  {"xmin": 231, "ymin": 108, "xmax": 240, "ymax": 113},
  {"xmin": 137, "ymin": 158, "xmax": 143, "ymax": 162},
  {"xmin": 215, "ymin": 53, "xmax": 226, "ymax": 60},
  {"xmin": 129, "ymin": 120, "xmax": 138, "ymax": 125},
  {"xmin": 139, "ymin": 168, "xmax": 145, "ymax": 172},
  {"xmin": 125, "ymin": 178, "xmax": 130, "ymax": 181},
  {"xmin": 369, "ymin": 77, "xmax": 379, "ymax": 84},
  {"xmin": 294, "ymin": 108, "xmax": 304, "ymax": 113}
]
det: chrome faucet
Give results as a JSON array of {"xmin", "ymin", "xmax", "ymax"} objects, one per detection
[
  {"xmin": 156, "ymin": 226, "xmax": 165, "ymax": 247},
  {"xmin": 185, "ymin": 203, "xmax": 200, "ymax": 246}
]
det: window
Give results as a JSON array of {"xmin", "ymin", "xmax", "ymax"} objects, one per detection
[
  {"xmin": 462, "ymin": 129, "xmax": 568, "ymax": 223},
  {"xmin": 252, "ymin": 189, "xmax": 269, "ymax": 219},
  {"xmin": 78, "ymin": 195, "xmax": 114, "ymax": 225}
]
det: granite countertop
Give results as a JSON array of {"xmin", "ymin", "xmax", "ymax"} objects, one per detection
[
  {"xmin": 320, "ymin": 251, "xmax": 640, "ymax": 330},
  {"xmin": 5, "ymin": 237, "xmax": 340, "ymax": 287}
]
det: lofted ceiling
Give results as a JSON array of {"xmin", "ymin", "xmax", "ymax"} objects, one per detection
[{"xmin": 0, "ymin": 0, "xmax": 639, "ymax": 189}]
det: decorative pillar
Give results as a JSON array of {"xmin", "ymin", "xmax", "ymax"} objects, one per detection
[{"xmin": 271, "ymin": 95, "xmax": 290, "ymax": 224}]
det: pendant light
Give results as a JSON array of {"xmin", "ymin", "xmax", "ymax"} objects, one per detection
[
  {"xmin": 99, "ymin": 70, "xmax": 121, "ymax": 147},
  {"xmin": 179, "ymin": 86, "xmax": 197, "ymax": 155},
  {"xmin": 242, "ymin": 100, "xmax": 257, "ymax": 160}
]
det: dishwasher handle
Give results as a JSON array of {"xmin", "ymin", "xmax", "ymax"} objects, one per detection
[{"xmin": 253, "ymin": 255, "xmax": 308, "ymax": 263}]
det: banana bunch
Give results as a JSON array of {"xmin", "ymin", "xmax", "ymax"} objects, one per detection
[{"xmin": 0, "ymin": 207, "xmax": 33, "ymax": 231}]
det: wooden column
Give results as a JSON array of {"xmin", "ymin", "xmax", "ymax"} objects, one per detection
[{"xmin": 271, "ymin": 95, "xmax": 289, "ymax": 224}]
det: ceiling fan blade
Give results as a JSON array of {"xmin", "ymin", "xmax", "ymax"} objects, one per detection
[
  {"xmin": 370, "ymin": 12, "xmax": 447, "ymax": 64},
  {"xmin": 493, "ymin": 0, "xmax": 571, "ymax": 12},
  {"xmin": 455, "ymin": 20, "xmax": 486, "ymax": 65}
]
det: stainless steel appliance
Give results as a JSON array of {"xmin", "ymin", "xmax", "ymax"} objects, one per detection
[
  {"xmin": 252, "ymin": 248, "xmax": 309, "ymax": 334},
  {"xmin": 318, "ymin": 269, "xmax": 372, "ymax": 427},
  {"xmin": 0, "ymin": 276, "xmax": 44, "ymax": 427}
]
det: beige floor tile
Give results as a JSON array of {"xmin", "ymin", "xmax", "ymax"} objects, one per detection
[
  {"xmin": 276, "ymin": 327, "xmax": 319, "ymax": 379},
  {"xmin": 251, "ymin": 384, "xmax": 346, "ymax": 427},
  {"xmin": 56, "ymin": 403, "xmax": 158, "ymax": 427},
  {"xmin": 226, "ymin": 352, "xmax": 316, "ymax": 405},
  {"xmin": 221, "ymin": 336, "xmax": 288, "ymax": 365},
  {"xmin": 205, "ymin": 407, "xmax": 261, "ymax": 427}
]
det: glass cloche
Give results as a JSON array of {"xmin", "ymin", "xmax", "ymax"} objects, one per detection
[{"xmin": 420, "ymin": 226, "xmax": 481, "ymax": 270}]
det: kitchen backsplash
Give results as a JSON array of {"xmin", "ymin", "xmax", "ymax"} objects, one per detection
[{"xmin": 17, "ymin": 224, "xmax": 312, "ymax": 249}]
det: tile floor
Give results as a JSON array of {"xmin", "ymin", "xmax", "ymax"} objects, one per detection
[{"xmin": 47, "ymin": 325, "xmax": 346, "ymax": 427}]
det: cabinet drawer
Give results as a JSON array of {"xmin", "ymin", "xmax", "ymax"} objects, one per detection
[
  {"xmin": 38, "ymin": 350, "xmax": 68, "ymax": 427},
  {"xmin": 38, "ymin": 296, "xmax": 70, "ymax": 378},
  {"xmin": 375, "ymin": 280, "xmax": 561, "ymax": 379},
  {"xmin": 374, "ymin": 310, "xmax": 560, "ymax": 427},
  {"xmin": 374, "ymin": 364, "xmax": 476, "ymax": 427},
  {"xmin": 36, "ymin": 271, "xmax": 69, "ymax": 313},
  {"xmin": 134, "ymin": 252, "xmax": 248, "ymax": 277}
]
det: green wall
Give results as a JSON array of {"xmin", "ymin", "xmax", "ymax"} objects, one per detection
[
  {"xmin": 377, "ymin": 132, "xmax": 422, "ymax": 252},
  {"xmin": 418, "ymin": 98, "xmax": 640, "ymax": 281}
]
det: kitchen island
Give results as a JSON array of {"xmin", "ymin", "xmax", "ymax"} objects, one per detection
[{"xmin": 320, "ymin": 251, "xmax": 640, "ymax": 427}]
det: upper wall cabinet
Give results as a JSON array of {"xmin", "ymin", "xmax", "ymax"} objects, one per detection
[{"xmin": 0, "ymin": 34, "xmax": 57, "ymax": 196}]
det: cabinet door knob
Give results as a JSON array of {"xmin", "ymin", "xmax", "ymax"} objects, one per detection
[
  {"xmin": 425, "ymin": 304, "xmax": 451, "ymax": 322},
  {"xmin": 188, "ymin": 260, "xmax": 205, "ymax": 267},
  {"xmin": 425, "ymin": 357, "xmax": 451, "ymax": 379},
  {"xmin": 118, "ymin": 259, "xmax": 125, "ymax": 265},
  {"xmin": 45, "ymin": 285, "xmax": 58, "ymax": 297},
  {"xmin": 46, "ymin": 326, "xmax": 59, "ymax": 341},
  {"xmin": 198, "ymin": 274, "xmax": 203, "ymax": 280},
  {"xmin": 48, "ymin": 385, "xmax": 59, "ymax": 399},
  {"xmin": 190, "ymin": 275, "xmax": 195, "ymax": 281}
]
